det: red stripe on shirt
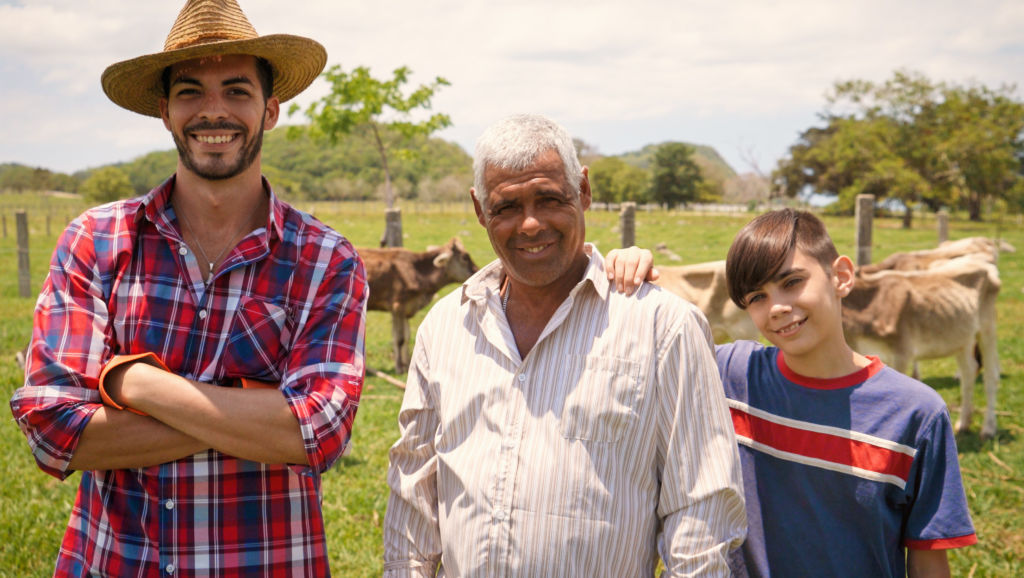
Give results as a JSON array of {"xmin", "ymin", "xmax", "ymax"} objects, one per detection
[
  {"xmin": 731, "ymin": 407, "xmax": 915, "ymax": 481},
  {"xmin": 905, "ymin": 533, "xmax": 978, "ymax": 550}
]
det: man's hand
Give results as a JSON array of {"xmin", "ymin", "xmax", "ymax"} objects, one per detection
[{"xmin": 605, "ymin": 246, "xmax": 658, "ymax": 295}]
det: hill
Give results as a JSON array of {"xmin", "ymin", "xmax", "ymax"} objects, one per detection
[{"xmin": 617, "ymin": 142, "xmax": 737, "ymax": 192}]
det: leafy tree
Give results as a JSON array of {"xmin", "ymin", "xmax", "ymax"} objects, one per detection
[
  {"xmin": 589, "ymin": 156, "xmax": 649, "ymax": 205},
  {"xmin": 649, "ymin": 142, "xmax": 704, "ymax": 208},
  {"xmin": 79, "ymin": 166, "xmax": 134, "ymax": 204},
  {"xmin": 776, "ymin": 70, "xmax": 1024, "ymax": 223},
  {"xmin": 291, "ymin": 65, "xmax": 452, "ymax": 210}
]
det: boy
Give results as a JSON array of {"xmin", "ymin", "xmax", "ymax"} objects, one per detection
[{"xmin": 609, "ymin": 208, "xmax": 977, "ymax": 576}]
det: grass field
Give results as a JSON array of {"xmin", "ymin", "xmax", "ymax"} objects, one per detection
[{"xmin": 1, "ymin": 195, "xmax": 1021, "ymax": 576}]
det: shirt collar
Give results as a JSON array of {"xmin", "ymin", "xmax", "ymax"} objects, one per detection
[
  {"xmin": 461, "ymin": 242, "xmax": 610, "ymax": 306},
  {"xmin": 137, "ymin": 174, "xmax": 285, "ymax": 241}
]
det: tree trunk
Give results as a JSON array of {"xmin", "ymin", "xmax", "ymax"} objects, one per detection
[
  {"xmin": 371, "ymin": 124, "xmax": 395, "ymax": 209},
  {"xmin": 968, "ymin": 191, "xmax": 983, "ymax": 222}
]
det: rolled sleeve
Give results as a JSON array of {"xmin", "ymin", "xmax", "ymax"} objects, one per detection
[
  {"xmin": 656, "ymin": 307, "xmax": 747, "ymax": 576},
  {"xmin": 281, "ymin": 252, "xmax": 367, "ymax": 474},
  {"xmin": 383, "ymin": 339, "xmax": 442, "ymax": 575},
  {"xmin": 10, "ymin": 217, "xmax": 119, "ymax": 479}
]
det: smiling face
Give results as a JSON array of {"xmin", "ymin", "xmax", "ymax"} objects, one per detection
[
  {"xmin": 742, "ymin": 248, "xmax": 854, "ymax": 361},
  {"xmin": 473, "ymin": 148, "xmax": 591, "ymax": 292},
  {"xmin": 159, "ymin": 54, "xmax": 279, "ymax": 181}
]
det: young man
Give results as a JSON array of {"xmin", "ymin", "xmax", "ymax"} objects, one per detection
[
  {"xmin": 10, "ymin": 1, "xmax": 367, "ymax": 575},
  {"xmin": 610, "ymin": 209, "xmax": 977, "ymax": 576},
  {"xmin": 383, "ymin": 114, "xmax": 746, "ymax": 576}
]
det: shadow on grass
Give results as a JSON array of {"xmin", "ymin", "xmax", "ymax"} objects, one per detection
[{"xmin": 954, "ymin": 428, "xmax": 1017, "ymax": 454}]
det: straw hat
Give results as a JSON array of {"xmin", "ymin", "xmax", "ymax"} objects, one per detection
[{"xmin": 101, "ymin": 0, "xmax": 326, "ymax": 117}]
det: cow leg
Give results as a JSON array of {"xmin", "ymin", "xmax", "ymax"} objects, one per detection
[
  {"xmin": 391, "ymin": 312, "xmax": 409, "ymax": 373},
  {"xmin": 398, "ymin": 316, "xmax": 411, "ymax": 374},
  {"xmin": 979, "ymin": 323, "xmax": 1000, "ymax": 440},
  {"xmin": 953, "ymin": 341, "xmax": 979, "ymax": 436}
]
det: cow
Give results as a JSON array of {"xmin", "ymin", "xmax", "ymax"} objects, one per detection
[
  {"xmin": 859, "ymin": 236, "xmax": 1014, "ymax": 274},
  {"xmin": 843, "ymin": 257, "xmax": 1001, "ymax": 439},
  {"xmin": 653, "ymin": 260, "xmax": 759, "ymax": 343},
  {"xmin": 360, "ymin": 237, "xmax": 478, "ymax": 373}
]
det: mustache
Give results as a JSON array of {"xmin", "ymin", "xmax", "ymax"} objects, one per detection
[{"xmin": 185, "ymin": 121, "xmax": 246, "ymax": 134}]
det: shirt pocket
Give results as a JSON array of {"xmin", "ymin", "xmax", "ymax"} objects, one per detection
[
  {"xmin": 560, "ymin": 355, "xmax": 643, "ymax": 443},
  {"xmin": 221, "ymin": 297, "xmax": 293, "ymax": 382}
]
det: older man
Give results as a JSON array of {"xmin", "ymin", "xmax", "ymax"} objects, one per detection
[
  {"xmin": 383, "ymin": 114, "xmax": 745, "ymax": 576},
  {"xmin": 10, "ymin": 0, "xmax": 366, "ymax": 575}
]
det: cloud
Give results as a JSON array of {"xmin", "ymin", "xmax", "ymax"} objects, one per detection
[{"xmin": 0, "ymin": 0, "xmax": 1021, "ymax": 174}]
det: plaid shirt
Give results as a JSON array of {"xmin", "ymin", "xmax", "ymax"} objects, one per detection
[{"xmin": 11, "ymin": 176, "xmax": 367, "ymax": 577}]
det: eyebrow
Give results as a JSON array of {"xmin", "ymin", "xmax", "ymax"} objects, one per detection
[
  {"xmin": 769, "ymin": 266, "xmax": 806, "ymax": 283},
  {"xmin": 170, "ymin": 75, "xmax": 256, "ymax": 89}
]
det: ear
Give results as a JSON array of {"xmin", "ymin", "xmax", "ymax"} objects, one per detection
[
  {"xmin": 263, "ymin": 96, "xmax": 280, "ymax": 130},
  {"xmin": 578, "ymin": 166, "xmax": 592, "ymax": 211},
  {"xmin": 471, "ymin": 188, "xmax": 486, "ymax": 227},
  {"xmin": 159, "ymin": 98, "xmax": 172, "ymax": 131},
  {"xmin": 433, "ymin": 251, "xmax": 452, "ymax": 268},
  {"xmin": 832, "ymin": 255, "xmax": 855, "ymax": 298}
]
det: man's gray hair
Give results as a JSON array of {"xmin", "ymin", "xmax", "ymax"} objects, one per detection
[{"xmin": 473, "ymin": 114, "xmax": 583, "ymax": 205}]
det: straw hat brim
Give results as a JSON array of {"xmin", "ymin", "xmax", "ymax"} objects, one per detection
[{"xmin": 101, "ymin": 34, "xmax": 326, "ymax": 118}]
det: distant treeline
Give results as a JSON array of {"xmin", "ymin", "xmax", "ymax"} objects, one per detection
[{"xmin": 0, "ymin": 125, "xmax": 746, "ymax": 205}]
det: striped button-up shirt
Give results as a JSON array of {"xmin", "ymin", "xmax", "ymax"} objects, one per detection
[
  {"xmin": 384, "ymin": 246, "xmax": 745, "ymax": 577},
  {"xmin": 11, "ymin": 176, "xmax": 367, "ymax": 577}
]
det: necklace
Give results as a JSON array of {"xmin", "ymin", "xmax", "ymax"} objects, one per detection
[
  {"xmin": 177, "ymin": 200, "xmax": 262, "ymax": 281},
  {"xmin": 501, "ymin": 277, "xmax": 510, "ymax": 313}
]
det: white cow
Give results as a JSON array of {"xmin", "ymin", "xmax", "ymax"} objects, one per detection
[{"xmin": 653, "ymin": 260, "xmax": 759, "ymax": 343}]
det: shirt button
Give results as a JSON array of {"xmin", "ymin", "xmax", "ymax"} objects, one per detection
[
  {"xmin": 165, "ymin": 564, "xmax": 175, "ymax": 574},
  {"xmin": 494, "ymin": 509, "xmax": 506, "ymax": 521},
  {"xmin": 178, "ymin": 245, "xmax": 188, "ymax": 256},
  {"xmin": 198, "ymin": 310, "xmax": 207, "ymax": 320},
  {"xmin": 517, "ymin": 374, "xmax": 526, "ymax": 382},
  {"xmin": 164, "ymin": 499, "xmax": 174, "ymax": 510}
]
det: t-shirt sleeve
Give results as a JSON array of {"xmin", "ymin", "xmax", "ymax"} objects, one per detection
[{"xmin": 903, "ymin": 408, "xmax": 977, "ymax": 550}]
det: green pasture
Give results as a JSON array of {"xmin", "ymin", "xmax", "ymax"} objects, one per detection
[{"xmin": 1, "ymin": 195, "xmax": 1021, "ymax": 576}]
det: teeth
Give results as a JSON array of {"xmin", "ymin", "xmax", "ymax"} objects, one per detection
[
  {"xmin": 777, "ymin": 319, "xmax": 804, "ymax": 334},
  {"xmin": 524, "ymin": 246, "xmax": 545, "ymax": 254},
  {"xmin": 196, "ymin": 135, "xmax": 234, "ymax": 144}
]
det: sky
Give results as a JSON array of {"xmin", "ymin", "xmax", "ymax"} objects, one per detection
[{"xmin": 1, "ymin": 0, "xmax": 1022, "ymax": 177}]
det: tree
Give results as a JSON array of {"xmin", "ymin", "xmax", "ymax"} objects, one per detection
[
  {"xmin": 775, "ymin": 70, "xmax": 1024, "ymax": 223},
  {"xmin": 589, "ymin": 156, "xmax": 649, "ymax": 205},
  {"xmin": 292, "ymin": 65, "xmax": 452, "ymax": 210},
  {"xmin": 649, "ymin": 142, "xmax": 704, "ymax": 208},
  {"xmin": 80, "ymin": 166, "xmax": 134, "ymax": 204}
]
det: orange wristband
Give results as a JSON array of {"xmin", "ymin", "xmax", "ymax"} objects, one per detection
[
  {"xmin": 236, "ymin": 377, "xmax": 278, "ymax": 390},
  {"xmin": 98, "ymin": 352, "xmax": 170, "ymax": 416}
]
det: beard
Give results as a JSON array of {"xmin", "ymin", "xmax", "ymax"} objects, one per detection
[{"xmin": 172, "ymin": 120, "xmax": 265, "ymax": 181}]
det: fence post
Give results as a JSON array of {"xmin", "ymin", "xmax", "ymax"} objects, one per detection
[
  {"xmin": 17, "ymin": 210, "xmax": 31, "ymax": 298},
  {"xmin": 620, "ymin": 202, "xmax": 636, "ymax": 248},
  {"xmin": 937, "ymin": 210, "xmax": 949, "ymax": 244},
  {"xmin": 2, "ymin": 212, "xmax": 7, "ymax": 238},
  {"xmin": 854, "ymin": 194, "xmax": 874, "ymax": 266},
  {"xmin": 383, "ymin": 207, "xmax": 403, "ymax": 248}
]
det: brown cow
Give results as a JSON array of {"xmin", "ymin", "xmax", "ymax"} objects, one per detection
[
  {"xmin": 653, "ymin": 260, "xmax": 759, "ymax": 343},
  {"xmin": 843, "ymin": 257, "xmax": 1001, "ymax": 438},
  {"xmin": 360, "ymin": 237, "xmax": 478, "ymax": 373}
]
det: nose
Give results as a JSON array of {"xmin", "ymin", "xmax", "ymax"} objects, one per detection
[
  {"xmin": 768, "ymin": 299, "xmax": 791, "ymax": 319},
  {"xmin": 519, "ymin": 205, "xmax": 543, "ymax": 235},
  {"xmin": 198, "ymin": 92, "xmax": 229, "ymax": 121}
]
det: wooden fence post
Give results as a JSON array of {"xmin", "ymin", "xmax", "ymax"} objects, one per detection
[
  {"xmin": 620, "ymin": 202, "xmax": 636, "ymax": 248},
  {"xmin": 2, "ymin": 212, "xmax": 7, "ymax": 238},
  {"xmin": 17, "ymin": 210, "xmax": 31, "ymax": 298},
  {"xmin": 854, "ymin": 194, "xmax": 874, "ymax": 266},
  {"xmin": 937, "ymin": 210, "xmax": 949, "ymax": 244},
  {"xmin": 383, "ymin": 207, "xmax": 403, "ymax": 248}
]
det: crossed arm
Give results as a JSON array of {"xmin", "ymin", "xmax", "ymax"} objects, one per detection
[{"xmin": 70, "ymin": 362, "xmax": 305, "ymax": 471}]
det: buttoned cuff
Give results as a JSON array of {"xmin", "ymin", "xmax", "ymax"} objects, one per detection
[{"xmin": 98, "ymin": 352, "xmax": 170, "ymax": 416}]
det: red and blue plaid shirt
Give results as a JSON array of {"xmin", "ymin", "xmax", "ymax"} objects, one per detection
[{"xmin": 11, "ymin": 176, "xmax": 367, "ymax": 577}]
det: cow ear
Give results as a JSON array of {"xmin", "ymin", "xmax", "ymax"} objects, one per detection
[
  {"xmin": 433, "ymin": 252, "xmax": 452, "ymax": 268},
  {"xmin": 832, "ymin": 255, "xmax": 856, "ymax": 297}
]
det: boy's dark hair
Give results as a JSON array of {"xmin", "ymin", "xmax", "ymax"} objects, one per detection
[
  {"xmin": 726, "ymin": 208, "xmax": 839, "ymax": 309},
  {"xmin": 160, "ymin": 57, "xmax": 275, "ymax": 101}
]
